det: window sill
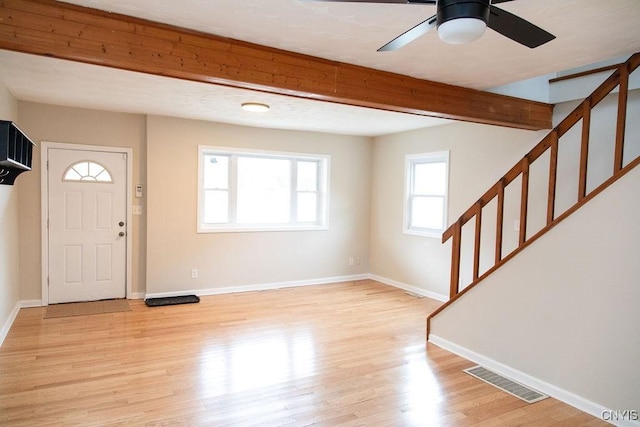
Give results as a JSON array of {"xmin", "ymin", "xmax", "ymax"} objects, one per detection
[
  {"xmin": 198, "ymin": 224, "xmax": 329, "ymax": 234},
  {"xmin": 403, "ymin": 228, "xmax": 444, "ymax": 239}
]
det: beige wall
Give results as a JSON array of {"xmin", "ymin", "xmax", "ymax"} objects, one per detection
[
  {"xmin": 14, "ymin": 104, "xmax": 371, "ymax": 302},
  {"xmin": 429, "ymin": 90, "xmax": 640, "ymax": 413},
  {"xmin": 16, "ymin": 102, "xmax": 147, "ymax": 301},
  {"xmin": 431, "ymin": 165, "xmax": 640, "ymax": 412},
  {"xmin": 146, "ymin": 115, "xmax": 371, "ymax": 295},
  {"xmin": 3, "ymin": 79, "xmax": 638, "ymax": 413},
  {"xmin": 0, "ymin": 82, "xmax": 19, "ymax": 336},
  {"xmin": 370, "ymin": 122, "xmax": 545, "ymax": 298}
]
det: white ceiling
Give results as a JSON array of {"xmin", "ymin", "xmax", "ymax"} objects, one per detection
[{"xmin": 1, "ymin": 0, "xmax": 640, "ymax": 136}]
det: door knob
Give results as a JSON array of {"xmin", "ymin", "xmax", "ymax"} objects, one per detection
[
  {"xmin": 119, "ymin": 231, "xmax": 125, "ymax": 237},
  {"xmin": 119, "ymin": 221, "xmax": 125, "ymax": 227}
]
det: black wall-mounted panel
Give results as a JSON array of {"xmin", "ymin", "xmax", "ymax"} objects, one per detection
[{"xmin": 0, "ymin": 120, "xmax": 36, "ymax": 185}]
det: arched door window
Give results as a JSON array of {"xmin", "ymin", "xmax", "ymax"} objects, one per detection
[{"xmin": 63, "ymin": 161, "xmax": 113, "ymax": 183}]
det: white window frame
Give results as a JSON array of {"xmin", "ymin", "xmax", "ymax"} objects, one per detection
[
  {"xmin": 403, "ymin": 151, "xmax": 450, "ymax": 238},
  {"xmin": 63, "ymin": 160, "xmax": 113, "ymax": 183},
  {"xmin": 197, "ymin": 146, "xmax": 330, "ymax": 233}
]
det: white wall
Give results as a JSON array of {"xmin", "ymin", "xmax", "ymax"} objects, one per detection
[
  {"xmin": 0, "ymin": 82, "xmax": 19, "ymax": 344},
  {"xmin": 146, "ymin": 115, "xmax": 371, "ymax": 295},
  {"xmin": 429, "ymin": 88, "xmax": 640, "ymax": 416},
  {"xmin": 370, "ymin": 122, "xmax": 545, "ymax": 299},
  {"xmin": 553, "ymin": 91, "xmax": 640, "ymax": 214},
  {"xmin": 550, "ymin": 55, "xmax": 640, "ymax": 104},
  {"xmin": 430, "ymin": 165, "xmax": 640, "ymax": 414},
  {"xmin": 489, "ymin": 74, "xmax": 553, "ymax": 103},
  {"xmin": 489, "ymin": 54, "xmax": 639, "ymax": 104}
]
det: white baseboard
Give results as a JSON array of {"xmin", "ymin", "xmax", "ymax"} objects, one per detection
[
  {"xmin": 20, "ymin": 299, "xmax": 43, "ymax": 308},
  {"xmin": 145, "ymin": 274, "xmax": 370, "ymax": 299},
  {"xmin": 369, "ymin": 274, "xmax": 448, "ymax": 302},
  {"xmin": 128, "ymin": 292, "xmax": 145, "ymax": 300},
  {"xmin": 429, "ymin": 335, "xmax": 639, "ymax": 427},
  {"xmin": 145, "ymin": 273, "xmax": 449, "ymax": 302},
  {"xmin": 0, "ymin": 301, "xmax": 21, "ymax": 347}
]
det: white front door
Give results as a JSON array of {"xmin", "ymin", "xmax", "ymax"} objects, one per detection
[{"xmin": 47, "ymin": 148, "xmax": 128, "ymax": 304}]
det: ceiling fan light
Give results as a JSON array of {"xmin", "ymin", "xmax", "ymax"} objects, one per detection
[{"xmin": 438, "ymin": 18, "xmax": 487, "ymax": 45}]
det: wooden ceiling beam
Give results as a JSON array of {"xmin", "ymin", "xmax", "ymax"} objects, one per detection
[{"xmin": 0, "ymin": 0, "xmax": 552, "ymax": 130}]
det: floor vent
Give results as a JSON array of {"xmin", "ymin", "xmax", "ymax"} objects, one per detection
[{"xmin": 463, "ymin": 366, "xmax": 548, "ymax": 404}]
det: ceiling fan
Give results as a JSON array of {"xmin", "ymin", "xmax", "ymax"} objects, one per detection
[{"xmin": 304, "ymin": 0, "xmax": 555, "ymax": 51}]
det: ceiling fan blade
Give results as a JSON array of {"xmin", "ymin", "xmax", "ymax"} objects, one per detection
[
  {"xmin": 378, "ymin": 15, "xmax": 437, "ymax": 51},
  {"xmin": 300, "ymin": 0, "xmax": 435, "ymax": 4},
  {"xmin": 488, "ymin": 6, "xmax": 555, "ymax": 48}
]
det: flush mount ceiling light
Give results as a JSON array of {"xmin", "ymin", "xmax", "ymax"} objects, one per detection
[{"xmin": 241, "ymin": 102, "xmax": 270, "ymax": 113}]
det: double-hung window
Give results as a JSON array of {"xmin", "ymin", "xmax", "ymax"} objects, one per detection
[
  {"xmin": 404, "ymin": 151, "xmax": 449, "ymax": 237},
  {"xmin": 198, "ymin": 146, "xmax": 329, "ymax": 232}
]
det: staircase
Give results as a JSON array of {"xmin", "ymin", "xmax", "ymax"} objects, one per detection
[{"xmin": 427, "ymin": 52, "xmax": 640, "ymax": 338}]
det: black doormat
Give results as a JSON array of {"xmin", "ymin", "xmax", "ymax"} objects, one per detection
[{"xmin": 145, "ymin": 295, "xmax": 200, "ymax": 307}]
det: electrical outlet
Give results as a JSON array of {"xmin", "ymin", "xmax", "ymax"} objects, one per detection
[
  {"xmin": 191, "ymin": 269, "xmax": 198, "ymax": 279},
  {"xmin": 349, "ymin": 257, "xmax": 354, "ymax": 266},
  {"xmin": 355, "ymin": 257, "xmax": 361, "ymax": 265}
]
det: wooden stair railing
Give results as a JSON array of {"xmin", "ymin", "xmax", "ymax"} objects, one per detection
[{"xmin": 427, "ymin": 52, "xmax": 640, "ymax": 339}]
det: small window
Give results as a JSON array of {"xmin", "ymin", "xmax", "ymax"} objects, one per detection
[
  {"xmin": 198, "ymin": 146, "xmax": 330, "ymax": 233},
  {"xmin": 63, "ymin": 161, "xmax": 113, "ymax": 183},
  {"xmin": 404, "ymin": 152, "xmax": 449, "ymax": 237}
]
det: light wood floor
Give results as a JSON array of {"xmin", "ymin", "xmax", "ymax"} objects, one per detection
[{"xmin": 1, "ymin": 280, "xmax": 607, "ymax": 426}]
